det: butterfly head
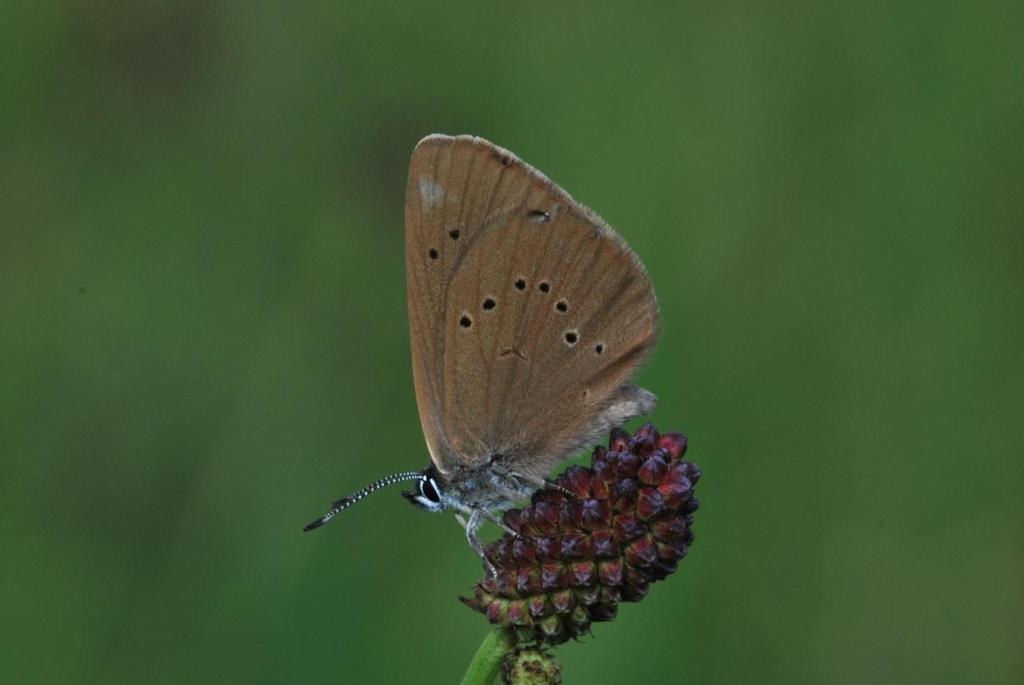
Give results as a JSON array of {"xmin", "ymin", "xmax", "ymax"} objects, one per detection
[{"xmin": 402, "ymin": 466, "xmax": 446, "ymax": 513}]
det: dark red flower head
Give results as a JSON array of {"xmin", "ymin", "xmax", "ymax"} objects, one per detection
[{"xmin": 461, "ymin": 424, "xmax": 700, "ymax": 646}]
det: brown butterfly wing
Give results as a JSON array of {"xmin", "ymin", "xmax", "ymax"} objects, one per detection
[
  {"xmin": 405, "ymin": 135, "xmax": 658, "ymax": 478},
  {"xmin": 405, "ymin": 135, "xmax": 569, "ymax": 474}
]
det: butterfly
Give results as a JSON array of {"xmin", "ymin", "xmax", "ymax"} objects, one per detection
[{"xmin": 305, "ymin": 135, "xmax": 659, "ymax": 574}]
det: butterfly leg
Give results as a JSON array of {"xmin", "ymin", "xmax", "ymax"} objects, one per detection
[
  {"xmin": 476, "ymin": 507, "xmax": 520, "ymax": 538},
  {"xmin": 519, "ymin": 472, "xmax": 578, "ymax": 500},
  {"xmin": 457, "ymin": 510, "xmax": 499, "ymax": 577},
  {"xmin": 543, "ymin": 477, "xmax": 578, "ymax": 499}
]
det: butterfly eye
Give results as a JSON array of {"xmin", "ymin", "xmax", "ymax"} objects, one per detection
[{"xmin": 420, "ymin": 478, "xmax": 441, "ymax": 504}]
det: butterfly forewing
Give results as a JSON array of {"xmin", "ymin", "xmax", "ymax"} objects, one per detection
[
  {"xmin": 405, "ymin": 135, "xmax": 568, "ymax": 473},
  {"xmin": 405, "ymin": 135, "xmax": 658, "ymax": 478}
]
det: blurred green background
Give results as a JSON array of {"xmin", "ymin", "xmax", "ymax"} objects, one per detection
[{"xmin": 2, "ymin": 2, "xmax": 1022, "ymax": 683}]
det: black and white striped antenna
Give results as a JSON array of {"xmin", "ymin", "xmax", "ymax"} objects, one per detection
[{"xmin": 303, "ymin": 471, "xmax": 425, "ymax": 531}]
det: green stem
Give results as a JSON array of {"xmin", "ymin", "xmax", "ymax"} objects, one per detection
[{"xmin": 460, "ymin": 628, "xmax": 512, "ymax": 685}]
